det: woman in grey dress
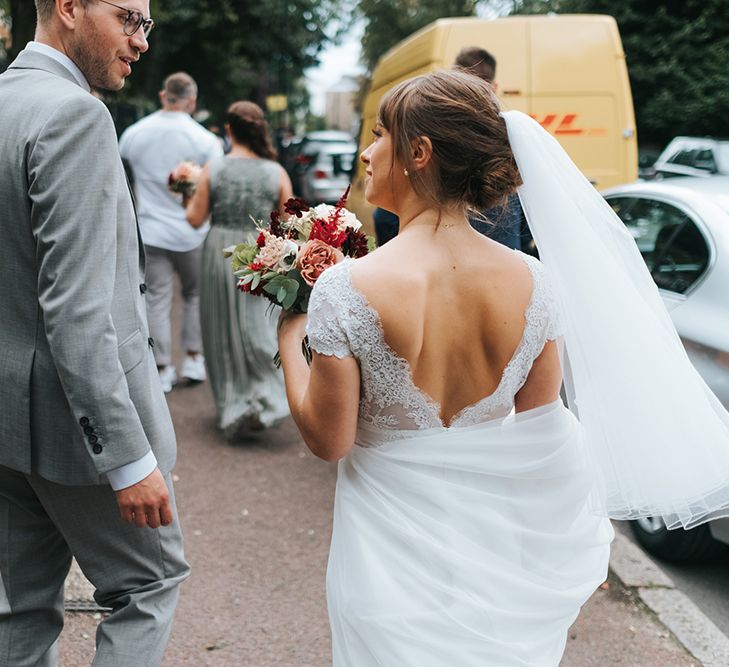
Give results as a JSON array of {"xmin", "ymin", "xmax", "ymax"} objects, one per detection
[{"xmin": 186, "ymin": 101, "xmax": 292, "ymax": 438}]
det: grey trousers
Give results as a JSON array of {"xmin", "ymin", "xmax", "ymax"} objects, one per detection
[
  {"xmin": 0, "ymin": 465, "xmax": 189, "ymax": 667},
  {"xmin": 145, "ymin": 244, "xmax": 203, "ymax": 367}
]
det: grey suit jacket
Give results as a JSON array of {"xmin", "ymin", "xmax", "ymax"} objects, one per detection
[{"xmin": 0, "ymin": 50, "xmax": 176, "ymax": 485}]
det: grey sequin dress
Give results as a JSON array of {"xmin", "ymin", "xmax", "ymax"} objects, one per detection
[{"xmin": 202, "ymin": 156, "xmax": 289, "ymax": 437}]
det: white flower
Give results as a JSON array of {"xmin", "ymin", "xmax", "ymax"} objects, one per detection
[
  {"xmin": 337, "ymin": 208, "xmax": 362, "ymax": 232},
  {"xmin": 274, "ymin": 239, "xmax": 300, "ymax": 273},
  {"xmin": 312, "ymin": 203, "xmax": 336, "ymax": 220},
  {"xmin": 311, "ymin": 203, "xmax": 362, "ymax": 233}
]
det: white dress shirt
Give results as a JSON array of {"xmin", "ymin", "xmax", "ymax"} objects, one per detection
[{"xmin": 23, "ymin": 41, "xmax": 158, "ymax": 491}]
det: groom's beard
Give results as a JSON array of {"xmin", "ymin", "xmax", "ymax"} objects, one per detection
[{"xmin": 69, "ymin": 22, "xmax": 128, "ymax": 92}]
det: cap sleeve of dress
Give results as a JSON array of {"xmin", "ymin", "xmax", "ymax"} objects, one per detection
[
  {"xmin": 306, "ymin": 262, "xmax": 354, "ymax": 358},
  {"xmin": 521, "ymin": 253, "xmax": 564, "ymax": 342}
]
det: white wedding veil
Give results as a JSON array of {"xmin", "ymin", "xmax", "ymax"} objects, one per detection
[{"xmin": 502, "ymin": 110, "xmax": 729, "ymax": 529}]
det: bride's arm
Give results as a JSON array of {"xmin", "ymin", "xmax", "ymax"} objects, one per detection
[
  {"xmin": 278, "ymin": 314, "xmax": 361, "ymax": 462},
  {"xmin": 514, "ymin": 340, "xmax": 562, "ymax": 412}
]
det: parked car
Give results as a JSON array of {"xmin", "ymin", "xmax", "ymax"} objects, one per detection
[
  {"xmin": 300, "ymin": 141, "xmax": 357, "ymax": 205},
  {"xmin": 602, "ymin": 176, "xmax": 729, "ymax": 561},
  {"xmin": 285, "ymin": 131, "xmax": 354, "ymax": 197},
  {"xmin": 649, "ymin": 136, "xmax": 729, "ymax": 180}
]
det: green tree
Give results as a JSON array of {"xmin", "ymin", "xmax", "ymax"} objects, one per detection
[
  {"xmin": 511, "ymin": 0, "xmax": 729, "ymax": 146},
  {"xmin": 0, "ymin": 0, "xmax": 35, "ymax": 66},
  {"xmin": 1, "ymin": 0, "xmax": 344, "ymax": 131},
  {"xmin": 357, "ymin": 0, "xmax": 479, "ymax": 74}
]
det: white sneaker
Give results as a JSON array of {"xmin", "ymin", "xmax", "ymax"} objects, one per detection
[
  {"xmin": 182, "ymin": 354, "xmax": 206, "ymax": 383},
  {"xmin": 158, "ymin": 365, "xmax": 177, "ymax": 393}
]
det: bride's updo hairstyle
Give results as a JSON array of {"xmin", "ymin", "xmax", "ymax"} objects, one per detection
[
  {"xmin": 226, "ymin": 101, "xmax": 277, "ymax": 160},
  {"xmin": 378, "ymin": 70, "xmax": 521, "ymax": 211}
]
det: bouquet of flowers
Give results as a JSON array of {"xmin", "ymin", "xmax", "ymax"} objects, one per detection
[
  {"xmin": 168, "ymin": 161, "xmax": 203, "ymax": 199},
  {"xmin": 224, "ymin": 188, "xmax": 375, "ymax": 364}
]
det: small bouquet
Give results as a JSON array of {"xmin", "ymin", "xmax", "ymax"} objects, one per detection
[
  {"xmin": 168, "ymin": 161, "xmax": 203, "ymax": 199},
  {"xmin": 224, "ymin": 187, "xmax": 375, "ymax": 364}
]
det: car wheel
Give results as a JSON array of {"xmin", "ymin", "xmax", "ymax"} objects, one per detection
[{"xmin": 630, "ymin": 517, "xmax": 729, "ymax": 562}]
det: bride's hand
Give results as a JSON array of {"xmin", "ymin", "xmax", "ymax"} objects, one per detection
[{"xmin": 277, "ymin": 310, "xmax": 307, "ymax": 343}]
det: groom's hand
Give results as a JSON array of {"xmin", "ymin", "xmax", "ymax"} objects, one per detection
[{"xmin": 115, "ymin": 468, "xmax": 174, "ymax": 529}]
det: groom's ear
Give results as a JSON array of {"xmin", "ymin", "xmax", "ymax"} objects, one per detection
[
  {"xmin": 410, "ymin": 136, "xmax": 433, "ymax": 172},
  {"xmin": 55, "ymin": 0, "xmax": 82, "ymax": 31}
]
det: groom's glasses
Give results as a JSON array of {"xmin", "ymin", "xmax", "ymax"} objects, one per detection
[{"xmin": 96, "ymin": 0, "xmax": 155, "ymax": 38}]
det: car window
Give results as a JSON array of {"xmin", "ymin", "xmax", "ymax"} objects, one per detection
[
  {"xmin": 666, "ymin": 147, "xmax": 717, "ymax": 173},
  {"xmin": 608, "ymin": 196, "xmax": 709, "ymax": 294},
  {"xmin": 693, "ymin": 149, "xmax": 717, "ymax": 172}
]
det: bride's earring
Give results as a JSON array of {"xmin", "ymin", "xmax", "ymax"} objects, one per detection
[{"xmin": 403, "ymin": 169, "xmax": 409, "ymax": 176}]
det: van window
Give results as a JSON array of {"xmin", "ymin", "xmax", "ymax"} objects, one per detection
[{"xmin": 608, "ymin": 196, "xmax": 709, "ymax": 294}]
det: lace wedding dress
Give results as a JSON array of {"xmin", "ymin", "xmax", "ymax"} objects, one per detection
[{"xmin": 307, "ymin": 254, "xmax": 614, "ymax": 667}]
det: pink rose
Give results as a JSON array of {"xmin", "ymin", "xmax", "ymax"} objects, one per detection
[{"xmin": 296, "ymin": 239, "xmax": 343, "ymax": 286}]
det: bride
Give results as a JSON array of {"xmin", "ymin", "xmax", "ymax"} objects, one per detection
[{"xmin": 277, "ymin": 70, "xmax": 729, "ymax": 665}]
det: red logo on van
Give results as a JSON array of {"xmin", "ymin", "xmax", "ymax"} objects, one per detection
[{"xmin": 530, "ymin": 114, "xmax": 606, "ymax": 136}]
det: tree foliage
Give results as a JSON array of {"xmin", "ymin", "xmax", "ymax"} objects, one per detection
[
  {"xmin": 1, "ymin": 0, "xmax": 344, "ymax": 130},
  {"xmin": 512, "ymin": 0, "xmax": 729, "ymax": 145},
  {"xmin": 0, "ymin": 0, "xmax": 35, "ymax": 65},
  {"xmin": 357, "ymin": 0, "xmax": 479, "ymax": 73}
]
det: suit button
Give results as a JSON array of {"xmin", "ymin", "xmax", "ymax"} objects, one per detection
[
  {"xmin": 79, "ymin": 417, "xmax": 90, "ymax": 426},
  {"xmin": 83, "ymin": 426, "xmax": 94, "ymax": 436},
  {"xmin": 148, "ymin": 337, "xmax": 155, "ymax": 348},
  {"xmin": 88, "ymin": 434, "xmax": 98, "ymax": 444},
  {"xmin": 92, "ymin": 443, "xmax": 103, "ymax": 455},
  {"xmin": 139, "ymin": 283, "xmax": 147, "ymax": 294}
]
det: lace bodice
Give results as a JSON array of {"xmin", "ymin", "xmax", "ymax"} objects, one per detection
[{"xmin": 306, "ymin": 253, "xmax": 562, "ymax": 434}]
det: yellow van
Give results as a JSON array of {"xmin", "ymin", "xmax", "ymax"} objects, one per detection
[{"xmin": 350, "ymin": 14, "xmax": 638, "ymax": 229}]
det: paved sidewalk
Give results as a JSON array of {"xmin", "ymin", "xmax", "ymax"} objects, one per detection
[{"xmin": 59, "ymin": 380, "xmax": 701, "ymax": 666}]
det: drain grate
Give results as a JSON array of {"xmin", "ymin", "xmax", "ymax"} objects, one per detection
[
  {"xmin": 64, "ymin": 559, "xmax": 109, "ymax": 614},
  {"xmin": 64, "ymin": 599, "xmax": 110, "ymax": 613}
]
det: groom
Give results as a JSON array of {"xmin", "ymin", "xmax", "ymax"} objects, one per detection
[{"xmin": 0, "ymin": 1, "xmax": 189, "ymax": 665}]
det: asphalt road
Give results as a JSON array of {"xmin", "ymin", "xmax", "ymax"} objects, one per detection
[{"xmin": 615, "ymin": 520, "xmax": 729, "ymax": 637}]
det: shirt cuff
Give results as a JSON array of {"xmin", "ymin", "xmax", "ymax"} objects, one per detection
[{"xmin": 105, "ymin": 450, "xmax": 158, "ymax": 491}]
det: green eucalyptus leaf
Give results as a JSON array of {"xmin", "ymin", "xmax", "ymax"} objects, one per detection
[{"xmin": 282, "ymin": 290, "xmax": 297, "ymax": 310}]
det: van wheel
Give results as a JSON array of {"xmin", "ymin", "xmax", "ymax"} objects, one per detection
[{"xmin": 630, "ymin": 517, "xmax": 728, "ymax": 562}]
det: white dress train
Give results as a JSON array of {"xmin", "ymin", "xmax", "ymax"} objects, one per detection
[{"xmin": 307, "ymin": 256, "xmax": 613, "ymax": 666}]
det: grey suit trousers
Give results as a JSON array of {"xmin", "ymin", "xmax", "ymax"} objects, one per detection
[{"xmin": 0, "ymin": 465, "xmax": 189, "ymax": 667}]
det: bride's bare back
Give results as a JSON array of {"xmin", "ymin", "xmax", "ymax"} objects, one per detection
[{"xmin": 350, "ymin": 224, "xmax": 562, "ymax": 425}]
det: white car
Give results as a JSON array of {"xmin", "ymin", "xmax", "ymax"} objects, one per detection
[
  {"xmin": 300, "ymin": 141, "xmax": 357, "ymax": 205},
  {"xmin": 650, "ymin": 137, "xmax": 729, "ymax": 179},
  {"xmin": 603, "ymin": 176, "xmax": 729, "ymax": 561}
]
